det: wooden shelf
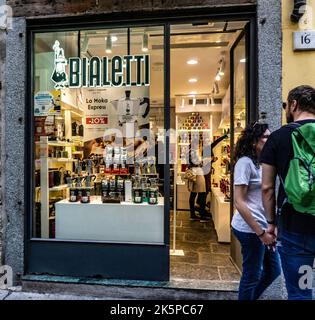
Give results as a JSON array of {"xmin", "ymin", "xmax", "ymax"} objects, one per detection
[
  {"xmin": 178, "ymin": 129, "xmax": 211, "ymax": 132},
  {"xmin": 49, "ymin": 184, "xmax": 69, "ymax": 191},
  {"xmin": 35, "ymin": 184, "xmax": 70, "ymax": 191},
  {"xmin": 36, "ymin": 141, "xmax": 75, "ymax": 147},
  {"xmin": 48, "ymin": 158, "xmax": 76, "ymax": 162}
]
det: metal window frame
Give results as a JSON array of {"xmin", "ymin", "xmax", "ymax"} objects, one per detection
[{"xmin": 24, "ymin": 7, "xmax": 257, "ymax": 280}]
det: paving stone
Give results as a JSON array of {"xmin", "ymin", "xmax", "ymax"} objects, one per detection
[
  {"xmin": 184, "ymin": 232, "xmax": 218, "ymax": 243},
  {"xmin": 172, "ymin": 241, "xmax": 212, "ymax": 253},
  {"xmin": 170, "ymin": 251, "xmax": 199, "ymax": 265},
  {"xmin": 218, "ymin": 267, "xmax": 241, "ymax": 282},
  {"xmin": 170, "ymin": 262, "xmax": 220, "ymax": 281},
  {"xmin": 199, "ymin": 252, "xmax": 234, "ymax": 267},
  {"xmin": 211, "ymin": 243, "xmax": 231, "ymax": 255}
]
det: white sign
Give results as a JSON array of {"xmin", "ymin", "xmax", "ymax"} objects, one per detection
[
  {"xmin": 293, "ymin": 31, "xmax": 315, "ymax": 51},
  {"xmin": 34, "ymin": 92, "xmax": 55, "ymax": 116},
  {"xmin": 78, "ymin": 87, "xmax": 150, "ymax": 142}
]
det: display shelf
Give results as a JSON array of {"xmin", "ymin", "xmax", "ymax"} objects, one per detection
[
  {"xmin": 55, "ymin": 197, "xmax": 164, "ymax": 243},
  {"xmin": 178, "ymin": 129, "xmax": 211, "ymax": 132},
  {"xmin": 48, "ymin": 158, "xmax": 76, "ymax": 162},
  {"xmin": 49, "ymin": 184, "xmax": 69, "ymax": 191},
  {"xmin": 102, "ymin": 173, "xmax": 131, "ymax": 176},
  {"xmin": 36, "ymin": 140, "xmax": 76, "ymax": 147}
]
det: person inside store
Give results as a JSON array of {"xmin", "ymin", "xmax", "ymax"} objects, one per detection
[
  {"xmin": 231, "ymin": 121, "xmax": 281, "ymax": 300},
  {"xmin": 184, "ymin": 150, "xmax": 210, "ymax": 223}
]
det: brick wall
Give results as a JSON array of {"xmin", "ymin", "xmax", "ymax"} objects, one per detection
[{"xmin": 7, "ymin": 0, "xmax": 256, "ymax": 17}]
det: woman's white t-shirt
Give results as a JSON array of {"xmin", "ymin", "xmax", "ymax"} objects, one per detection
[{"xmin": 231, "ymin": 156, "xmax": 268, "ymax": 233}]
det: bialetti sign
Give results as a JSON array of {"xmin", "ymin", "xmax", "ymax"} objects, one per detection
[{"xmin": 51, "ymin": 40, "xmax": 150, "ymax": 89}]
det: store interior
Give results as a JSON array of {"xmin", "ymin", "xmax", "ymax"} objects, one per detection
[
  {"xmin": 33, "ymin": 20, "xmax": 247, "ymax": 283},
  {"xmin": 169, "ymin": 22, "xmax": 246, "ymax": 282}
]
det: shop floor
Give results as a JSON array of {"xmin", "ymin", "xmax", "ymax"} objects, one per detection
[{"xmin": 170, "ymin": 210, "xmax": 241, "ymax": 286}]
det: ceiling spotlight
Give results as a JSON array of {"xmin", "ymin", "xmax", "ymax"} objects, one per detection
[
  {"xmin": 142, "ymin": 33, "xmax": 149, "ymax": 52},
  {"xmin": 240, "ymin": 58, "xmax": 246, "ymax": 63},
  {"xmin": 189, "ymin": 78, "xmax": 198, "ymax": 83},
  {"xmin": 187, "ymin": 59, "xmax": 198, "ymax": 65},
  {"xmin": 105, "ymin": 36, "xmax": 112, "ymax": 54}
]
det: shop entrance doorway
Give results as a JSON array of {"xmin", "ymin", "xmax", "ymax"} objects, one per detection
[{"xmin": 169, "ymin": 21, "xmax": 249, "ymax": 285}]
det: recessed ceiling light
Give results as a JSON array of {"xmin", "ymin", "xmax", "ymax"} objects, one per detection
[
  {"xmin": 240, "ymin": 58, "xmax": 246, "ymax": 63},
  {"xmin": 215, "ymin": 74, "xmax": 221, "ymax": 81},
  {"xmin": 189, "ymin": 78, "xmax": 198, "ymax": 83},
  {"xmin": 187, "ymin": 59, "xmax": 198, "ymax": 65}
]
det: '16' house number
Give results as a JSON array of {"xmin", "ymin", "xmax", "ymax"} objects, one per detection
[{"xmin": 293, "ymin": 31, "xmax": 315, "ymax": 51}]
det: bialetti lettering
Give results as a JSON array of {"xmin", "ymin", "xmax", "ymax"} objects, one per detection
[
  {"xmin": 69, "ymin": 55, "xmax": 150, "ymax": 88},
  {"xmin": 51, "ymin": 40, "xmax": 150, "ymax": 89}
]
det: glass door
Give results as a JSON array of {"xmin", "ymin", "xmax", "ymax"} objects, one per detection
[{"xmin": 230, "ymin": 31, "xmax": 248, "ymax": 270}]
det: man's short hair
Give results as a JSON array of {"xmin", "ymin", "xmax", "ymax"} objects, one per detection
[{"xmin": 288, "ymin": 85, "xmax": 315, "ymax": 114}]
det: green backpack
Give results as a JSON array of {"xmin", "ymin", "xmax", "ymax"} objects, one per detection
[{"xmin": 284, "ymin": 122, "xmax": 315, "ymax": 216}]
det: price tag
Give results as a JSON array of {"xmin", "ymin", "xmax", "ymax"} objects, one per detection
[{"xmin": 293, "ymin": 31, "xmax": 315, "ymax": 51}]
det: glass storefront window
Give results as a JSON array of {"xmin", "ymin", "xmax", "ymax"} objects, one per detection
[{"xmin": 33, "ymin": 26, "xmax": 165, "ymax": 243}]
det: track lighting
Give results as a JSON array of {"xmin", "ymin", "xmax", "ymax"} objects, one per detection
[
  {"xmin": 105, "ymin": 35, "xmax": 112, "ymax": 54},
  {"xmin": 215, "ymin": 72, "xmax": 221, "ymax": 81},
  {"xmin": 142, "ymin": 33, "xmax": 149, "ymax": 52},
  {"xmin": 219, "ymin": 57, "xmax": 225, "ymax": 76},
  {"xmin": 214, "ymin": 81, "xmax": 219, "ymax": 94}
]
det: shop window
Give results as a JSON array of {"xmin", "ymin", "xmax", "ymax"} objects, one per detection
[{"xmin": 33, "ymin": 26, "xmax": 165, "ymax": 243}]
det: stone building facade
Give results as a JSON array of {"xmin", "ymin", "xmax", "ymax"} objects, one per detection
[{"xmin": 0, "ymin": 0, "xmax": 282, "ymax": 289}]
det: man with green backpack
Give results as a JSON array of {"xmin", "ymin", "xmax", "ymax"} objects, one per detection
[{"xmin": 261, "ymin": 85, "xmax": 315, "ymax": 300}]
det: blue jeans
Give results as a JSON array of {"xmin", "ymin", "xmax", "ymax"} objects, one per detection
[
  {"xmin": 278, "ymin": 230, "xmax": 315, "ymax": 300},
  {"xmin": 233, "ymin": 227, "xmax": 281, "ymax": 300}
]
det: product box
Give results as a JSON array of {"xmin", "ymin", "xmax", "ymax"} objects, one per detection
[{"xmin": 124, "ymin": 180, "xmax": 132, "ymax": 202}]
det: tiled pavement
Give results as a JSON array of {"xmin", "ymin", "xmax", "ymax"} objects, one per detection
[{"xmin": 170, "ymin": 211, "xmax": 241, "ymax": 283}]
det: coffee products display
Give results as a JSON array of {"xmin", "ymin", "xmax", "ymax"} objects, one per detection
[
  {"xmin": 34, "ymin": 85, "xmax": 159, "ymax": 241},
  {"xmin": 132, "ymin": 175, "xmax": 143, "ymax": 204},
  {"xmin": 179, "ymin": 113, "xmax": 209, "ymax": 130},
  {"xmin": 148, "ymin": 178, "xmax": 158, "ymax": 205}
]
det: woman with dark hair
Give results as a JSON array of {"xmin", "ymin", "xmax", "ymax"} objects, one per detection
[{"xmin": 231, "ymin": 122, "xmax": 281, "ymax": 300}]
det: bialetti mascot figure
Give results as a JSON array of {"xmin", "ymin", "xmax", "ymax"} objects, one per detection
[{"xmin": 51, "ymin": 40, "xmax": 68, "ymax": 89}]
